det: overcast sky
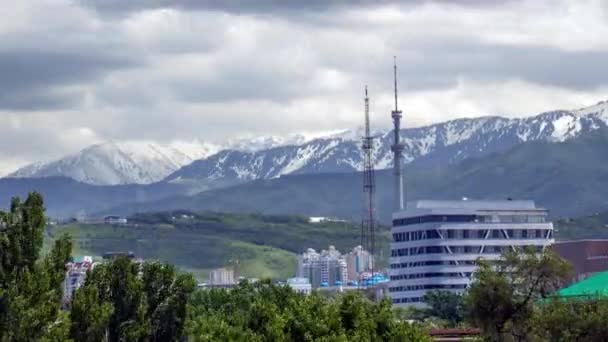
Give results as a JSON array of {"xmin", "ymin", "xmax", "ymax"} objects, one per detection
[{"xmin": 1, "ymin": 0, "xmax": 607, "ymax": 174}]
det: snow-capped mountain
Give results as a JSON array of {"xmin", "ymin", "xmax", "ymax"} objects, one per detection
[
  {"xmin": 5, "ymin": 131, "xmax": 351, "ymax": 186},
  {"xmin": 165, "ymin": 101, "xmax": 608, "ymax": 187},
  {"xmin": 219, "ymin": 129, "xmax": 357, "ymax": 152},
  {"xmin": 7, "ymin": 101, "xmax": 608, "ymax": 187},
  {"xmin": 8, "ymin": 141, "xmax": 220, "ymax": 185}
]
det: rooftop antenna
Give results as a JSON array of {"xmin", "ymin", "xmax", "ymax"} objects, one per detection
[
  {"xmin": 391, "ymin": 56, "xmax": 405, "ymax": 211},
  {"xmin": 361, "ymin": 85, "xmax": 377, "ymax": 289}
]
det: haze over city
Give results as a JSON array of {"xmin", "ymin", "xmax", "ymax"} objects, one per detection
[{"xmin": 1, "ymin": 0, "xmax": 608, "ymax": 175}]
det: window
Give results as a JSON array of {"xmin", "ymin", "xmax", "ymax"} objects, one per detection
[
  {"xmin": 492, "ymin": 229, "xmax": 500, "ymax": 239},
  {"xmin": 535, "ymin": 229, "xmax": 542, "ymax": 238},
  {"xmin": 426, "ymin": 229, "xmax": 440, "ymax": 239},
  {"xmin": 425, "ymin": 246, "xmax": 443, "ymax": 254},
  {"xmin": 448, "ymin": 230, "xmax": 455, "ymax": 239},
  {"xmin": 528, "ymin": 215, "xmax": 545, "ymax": 223},
  {"xmin": 463, "ymin": 230, "xmax": 470, "ymax": 239},
  {"xmin": 521, "ymin": 229, "xmax": 528, "ymax": 238},
  {"xmin": 393, "ymin": 214, "xmax": 476, "ymax": 227},
  {"xmin": 478, "ymin": 230, "xmax": 487, "ymax": 239}
]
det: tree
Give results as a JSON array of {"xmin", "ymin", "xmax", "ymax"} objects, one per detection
[
  {"xmin": 187, "ymin": 280, "xmax": 431, "ymax": 342},
  {"xmin": 464, "ymin": 248, "xmax": 571, "ymax": 341},
  {"xmin": 533, "ymin": 298, "xmax": 608, "ymax": 342},
  {"xmin": 71, "ymin": 258, "xmax": 195, "ymax": 342},
  {"xmin": 0, "ymin": 193, "xmax": 73, "ymax": 341},
  {"xmin": 422, "ymin": 290, "xmax": 464, "ymax": 326},
  {"xmin": 142, "ymin": 262, "xmax": 196, "ymax": 342},
  {"xmin": 70, "ymin": 284, "xmax": 113, "ymax": 342}
]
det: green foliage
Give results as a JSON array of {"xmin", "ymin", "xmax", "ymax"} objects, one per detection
[
  {"xmin": 187, "ymin": 280, "xmax": 430, "ymax": 342},
  {"xmin": 422, "ymin": 290, "xmax": 464, "ymax": 326},
  {"xmin": 0, "ymin": 192, "xmax": 72, "ymax": 342},
  {"xmin": 70, "ymin": 284, "xmax": 113, "ymax": 342},
  {"xmin": 464, "ymin": 248, "xmax": 571, "ymax": 341},
  {"xmin": 47, "ymin": 211, "xmax": 388, "ymax": 280},
  {"xmin": 533, "ymin": 298, "xmax": 608, "ymax": 341},
  {"xmin": 70, "ymin": 257, "xmax": 196, "ymax": 342}
]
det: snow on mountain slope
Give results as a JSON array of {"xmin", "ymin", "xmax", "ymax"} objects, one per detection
[
  {"xmin": 8, "ymin": 141, "xmax": 220, "ymax": 185},
  {"xmin": 165, "ymin": 101, "xmax": 608, "ymax": 187},
  {"xmin": 5, "ymin": 131, "xmax": 347, "ymax": 185},
  {"xmin": 7, "ymin": 100, "xmax": 608, "ymax": 187}
]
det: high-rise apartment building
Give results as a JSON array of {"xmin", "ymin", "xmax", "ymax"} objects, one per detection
[
  {"xmin": 208, "ymin": 267, "xmax": 236, "ymax": 286},
  {"xmin": 345, "ymin": 245, "xmax": 373, "ymax": 281},
  {"xmin": 297, "ymin": 246, "xmax": 348, "ymax": 288},
  {"xmin": 389, "ymin": 200, "xmax": 554, "ymax": 307}
]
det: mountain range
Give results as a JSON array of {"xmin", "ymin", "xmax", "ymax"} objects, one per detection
[
  {"xmin": 104, "ymin": 126, "xmax": 608, "ymax": 223},
  {"xmin": 2, "ymin": 100, "xmax": 608, "ymax": 220},
  {"xmin": 6, "ymin": 132, "xmax": 351, "ymax": 186},
  {"xmin": 6, "ymin": 101, "xmax": 608, "ymax": 190}
]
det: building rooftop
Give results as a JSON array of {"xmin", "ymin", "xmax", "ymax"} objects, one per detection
[
  {"xmin": 554, "ymin": 239, "xmax": 608, "ymax": 244},
  {"xmin": 406, "ymin": 199, "xmax": 540, "ymax": 211}
]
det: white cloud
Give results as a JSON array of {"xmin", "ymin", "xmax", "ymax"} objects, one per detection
[{"xmin": 0, "ymin": 0, "xmax": 607, "ymax": 174}]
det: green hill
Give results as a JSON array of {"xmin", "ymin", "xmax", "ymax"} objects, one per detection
[
  {"xmin": 107, "ymin": 128, "xmax": 608, "ymax": 223},
  {"xmin": 46, "ymin": 211, "xmax": 389, "ymax": 281},
  {"xmin": 554, "ymin": 211, "xmax": 608, "ymax": 240}
]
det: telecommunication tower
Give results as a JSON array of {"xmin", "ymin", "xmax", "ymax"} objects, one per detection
[
  {"xmin": 361, "ymin": 86, "xmax": 377, "ymax": 286},
  {"xmin": 391, "ymin": 57, "xmax": 405, "ymax": 211}
]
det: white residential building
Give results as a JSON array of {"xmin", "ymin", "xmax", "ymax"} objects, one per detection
[
  {"xmin": 297, "ymin": 246, "xmax": 348, "ymax": 288},
  {"xmin": 345, "ymin": 245, "xmax": 373, "ymax": 281},
  {"xmin": 209, "ymin": 267, "xmax": 235, "ymax": 286},
  {"xmin": 389, "ymin": 200, "xmax": 554, "ymax": 307}
]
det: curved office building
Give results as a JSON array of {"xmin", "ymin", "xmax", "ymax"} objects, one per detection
[{"xmin": 389, "ymin": 200, "xmax": 554, "ymax": 307}]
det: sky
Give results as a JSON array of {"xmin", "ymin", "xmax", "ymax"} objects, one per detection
[{"xmin": 1, "ymin": 0, "xmax": 608, "ymax": 174}]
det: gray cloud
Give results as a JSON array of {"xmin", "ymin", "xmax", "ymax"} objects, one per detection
[
  {"xmin": 393, "ymin": 42, "xmax": 608, "ymax": 91},
  {"xmin": 82, "ymin": 0, "xmax": 514, "ymax": 15},
  {"xmin": 0, "ymin": 48, "xmax": 135, "ymax": 110},
  {"xmin": 0, "ymin": 0, "xmax": 607, "ymax": 174}
]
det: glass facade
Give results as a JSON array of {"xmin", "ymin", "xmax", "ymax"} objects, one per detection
[{"xmin": 389, "ymin": 201, "xmax": 554, "ymax": 308}]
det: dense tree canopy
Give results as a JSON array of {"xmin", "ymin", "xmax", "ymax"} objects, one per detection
[
  {"xmin": 70, "ymin": 258, "xmax": 196, "ymax": 342},
  {"xmin": 0, "ymin": 192, "xmax": 72, "ymax": 341},
  {"xmin": 187, "ymin": 279, "xmax": 431, "ymax": 342},
  {"xmin": 464, "ymin": 247, "xmax": 571, "ymax": 341},
  {"xmin": 10, "ymin": 192, "xmax": 608, "ymax": 342}
]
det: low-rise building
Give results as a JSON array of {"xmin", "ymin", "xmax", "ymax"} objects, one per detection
[
  {"xmin": 287, "ymin": 277, "xmax": 312, "ymax": 295},
  {"xmin": 63, "ymin": 256, "xmax": 96, "ymax": 304},
  {"xmin": 104, "ymin": 215, "xmax": 128, "ymax": 225},
  {"xmin": 553, "ymin": 239, "xmax": 608, "ymax": 283}
]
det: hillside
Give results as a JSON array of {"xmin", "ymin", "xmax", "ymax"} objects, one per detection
[
  {"xmin": 0, "ymin": 177, "xmax": 192, "ymax": 218},
  {"xmin": 554, "ymin": 211, "xmax": 608, "ymax": 240},
  {"xmin": 164, "ymin": 108, "xmax": 608, "ymax": 189},
  {"xmin": 6, "ymin": 126, "xmax": 608, "ymax": 221},
  {"xmin": 45, "ymin": 211, "xmax": 387, "ymax": 280},
  {"xmin": 109, "ymin": 127, "xmax": 608, "ymax": 223}
]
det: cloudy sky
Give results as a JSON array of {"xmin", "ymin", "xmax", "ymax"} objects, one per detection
[{"xmin": 1, "ymin": 0, "xmax": 607, "ymax": 174}]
